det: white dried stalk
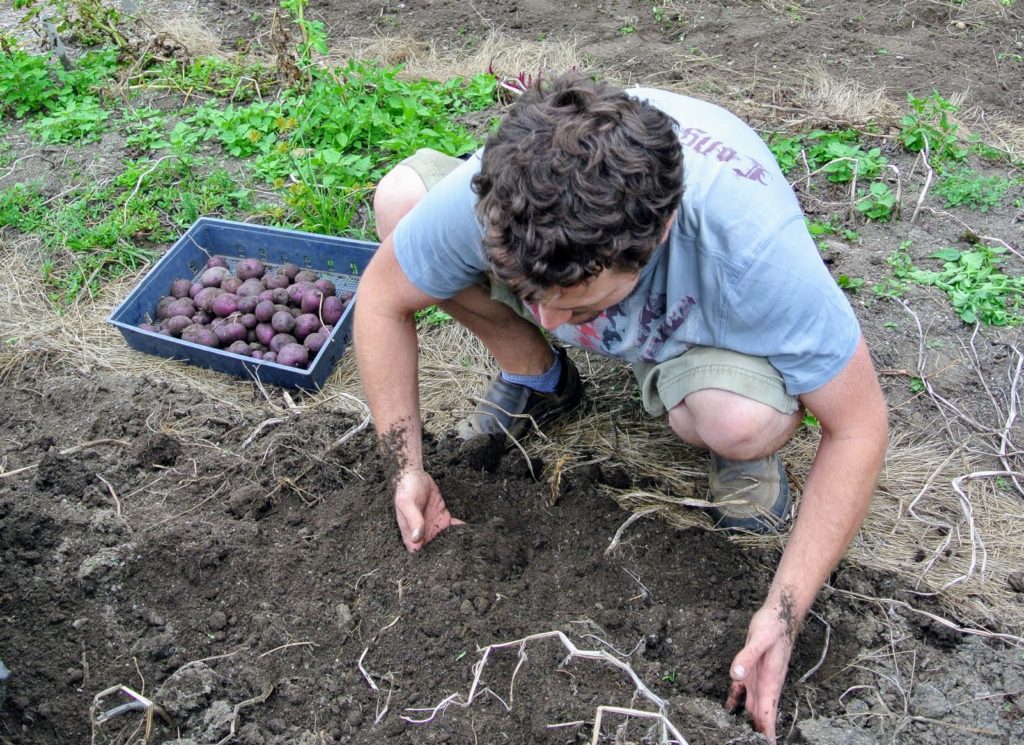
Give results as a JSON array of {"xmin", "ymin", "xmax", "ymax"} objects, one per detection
[{"xmin": 401, "ymin": 630, "xmax": 688, "ymax": 744}]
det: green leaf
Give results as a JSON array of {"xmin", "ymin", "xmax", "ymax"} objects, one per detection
[{"xmin": 929, "ymin": 248, "xmax": 961, "ymax": 262}]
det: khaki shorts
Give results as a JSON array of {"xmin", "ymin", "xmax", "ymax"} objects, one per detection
[
  {"xmin": 399, "ymin": 149, "xmax": 799, "ymax": 419},
  {"xmin": 633, "ymin": 348, "xmax": 799, "ymax": 417},
  {"xmin": 400, "ymin": 148, "xmax": 466, "ymax": 191}
]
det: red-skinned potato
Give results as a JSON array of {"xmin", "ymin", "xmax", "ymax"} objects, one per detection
[
  {"xmin": 237, "ymin": 295, "xmax": 259, "ymax": 314},
  {"xmin": 236, "ymin": 278, "xmax": 266, "ymax": 298},
  {"xmin": 263, "ymin": 352, "xmax": 277, "ymax": 363},
  {"xmin": 239, "ymin": 313, "xmax": 258, "ymax": 330},
  {"xmin": 226, "ymin": 340, "xmax": 251, "ymax": 356},
  {"xmin": 156, "ymin": 296, "xmax": 176, "ymax": 320},
  {"xmin": 294, "ymin": 269, "xmax": 318, "ymax": 283},
  {"xmin": 279, "ymin": 262, "xmax": 300, "ymax": 281},
  {"xmin": 313, "ymin": 279, "xmax": 336, "ymax": 297},
  {"xmin": 205, "ymin": 256, "xmax": 228, "ymax": 269},
  {"xmin": 254, "ymin": 300, "xmax": 275, "ymax": 323},
  {"xmin": 287, "ymin": 281, "xmax": 314, "ymax": 306}
]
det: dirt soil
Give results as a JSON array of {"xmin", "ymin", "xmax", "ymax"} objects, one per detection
[{"xmin": 2, "ymin": 1, "xmax": 1024, "ymax": 745}]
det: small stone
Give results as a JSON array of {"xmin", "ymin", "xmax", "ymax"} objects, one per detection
[
  {"xmin": 1007, "ymin": 571, "xmax": 1024, "ymax": 593},
  {"xmin": 910, "ymin": 682, "xmax": 951, "ymax": 719},
  {"xmin": 66, "ymin": 667, "xmax": 84, "ymax": 685},
  {"xmin": 472, "ymin": 596, "xmax": 490, "ymax": 615},
  {"xmin": 335, "ymin": 603, "xmax": 354, "ymax": 631},
  {"xmin": 955, "ymin": 21, "xmax": 967, "ymax": 30}
]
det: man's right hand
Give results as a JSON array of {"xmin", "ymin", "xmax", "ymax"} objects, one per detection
[{"xmin": 394, "ymin": 469, "xmax": 462, "ymax": 552}]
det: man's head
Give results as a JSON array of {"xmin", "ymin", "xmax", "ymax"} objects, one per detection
[{"xmin": 472, "ymin": 73, "xmax": 683, "ymax": 307}]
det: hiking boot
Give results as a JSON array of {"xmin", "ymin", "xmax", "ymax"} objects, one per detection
[
  {"xmin": 455, "ymin": 347, "xmax": 583, "ymax": 440},
  {"xmin": 708, "ymin": 451, "xmax": 791, "ymax": 533}
]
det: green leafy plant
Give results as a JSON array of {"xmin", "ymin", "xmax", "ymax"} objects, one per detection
[
  {"xmin": 24, "ymin": 96, "xmax": 109, "ymax": 143},
  {"xmin": 909, "ymin": 377, "xmax": 926, "ymax": 393},
  {"xmin": 836, "ymin": 275, "xmax": 864, "ymax": 292},
  {"xmin": 13, "ymin": 0, "xmax": 126, "ymax": 47},
  {"xmin": 932, "ymin": 168, "xmax": 1013, "ymax": 212},
  {"xmin": 855, "ymin": 182, "xmax": 897, "ymax": 221},
  {"xmin": 907, "ymin": 246, "xmax": 1024, "ymax": 326},
  {"xmin": 804, "ymin": 130, "xmax": 887, "ymax": 183},
  {"xmin": 0, "ymin": 50, "xmax": 60, "ymax": 117},
  {"xmin": 415, "ymin": 306, "xmax": 454, "ymax": 326},
  {"xmin": 280, "ymin": 0, "xmax": 328, "ymax": 66},
  {"xmin": 899, "ymin": 91, "xmax": 967, "ymax": 165}
]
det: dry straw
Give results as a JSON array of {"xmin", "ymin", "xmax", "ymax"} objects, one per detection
[{"xmin": 2, "ymin": 23, "xmax": 1022, "ymax": 646}]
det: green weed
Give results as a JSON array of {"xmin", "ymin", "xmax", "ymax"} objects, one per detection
[
  {"xmin": 908, "ymin": 245, "xmax": 1024, "ymax": 326},
  {"xmin": 0, "ymin": 50, "xmax": 61, "ymax": 117},
  {"xmin": 24, "ymin": 96, "xmax": 109, "ymax": 144},
  {"xmin": 801, "ymin": 412, "xmax": 820, "ymax": 428},
  {"xmin": 836, "ymin": 275, "xmax": 864, "ymax": 292},
  {"xmin": 855, "ymin": 182, "xmax": 897, "ymax": 221},
  {"xmin": 899, "ymin": 91, "xmax": 967, "ymax": 165},
  {"xmin": 932, "ymin": 168, "xmax": 1013, "ymax": 212},
  {"xmin": 416, "ymin": 306, "xmax": 454, "ymax": 326},
  {"xmin": 13, "ymin": 0, "xmax": 125, "ymax": 47},
  {"xmin": 769, "ymin": 129, "xmax": 886, "ymax": 183}
]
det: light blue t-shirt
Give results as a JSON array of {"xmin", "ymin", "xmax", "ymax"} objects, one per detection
[{"xmin": 392, "ymin": 88, "xmax": 860, "ymax": 396}]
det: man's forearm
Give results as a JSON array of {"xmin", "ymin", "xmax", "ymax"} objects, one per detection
[
  {"xmin": 766, "ymin": 425, "xmax": 887, "ymax": 626},
  {"xmin": 354, "ymin": 302, "xmax": 425, "ymax": 479}
]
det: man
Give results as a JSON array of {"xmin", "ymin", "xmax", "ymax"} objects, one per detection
[{"xmin": 354, "ymin": 73, "xmax": 888, "ymax": 739}]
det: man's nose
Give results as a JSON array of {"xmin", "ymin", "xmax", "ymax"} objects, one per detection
[{"xmin": 536, "ymin": 304, "xmax": 571, "ymax": 331}]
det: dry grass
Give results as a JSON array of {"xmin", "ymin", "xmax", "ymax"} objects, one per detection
[
  {"xmin": 8, "ymin": 230, "xmax": 1020, "ymax": 640},
  {"xmin": 324, "ymin": 29, "xmax": 587, "ymax": 86}
]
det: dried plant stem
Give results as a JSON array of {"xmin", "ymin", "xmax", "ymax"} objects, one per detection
[{"xmin": 402, "ymin": 630, "xmax": 687, "ymax": 744}]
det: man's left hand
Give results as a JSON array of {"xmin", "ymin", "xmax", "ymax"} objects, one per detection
[{"xmin": 725, "ymin": 602, "xmax": 799, "ymax": 741}]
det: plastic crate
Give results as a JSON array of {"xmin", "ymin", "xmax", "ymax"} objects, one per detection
[{"xmin": 108, "ymin": 217, "xmax": 379, "ymax": 390}]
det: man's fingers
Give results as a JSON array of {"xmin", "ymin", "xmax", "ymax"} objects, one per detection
[
  {"xmin": 724, "ymin": 680, "xmax": 745, "ymax": 713},
  {"xmin": 395, "ymin": 501, "xmax": 425, "ymax": 551}
]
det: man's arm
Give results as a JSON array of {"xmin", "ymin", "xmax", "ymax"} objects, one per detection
[
  {"xmin": 727, "ymin": 335, "xmax": 888, "ymax": 737},
  {"xmin": 353, "ymin": 235, "xmax": 460, "ymax": 551}
]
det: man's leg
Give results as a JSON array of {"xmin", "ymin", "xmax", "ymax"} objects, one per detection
[
  {"xmin": 635, "ymin": 348, "xmax": 801, "ymax": 532},
  {"xmin": 374, "ymin": 152, "xmax": 582, "ymax": 438}
]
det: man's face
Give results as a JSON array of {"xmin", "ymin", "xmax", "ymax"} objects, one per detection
[
  {"xmin": 531, "ymin": 269, "xmax": 641, "ymax": 331},
  {"xmin": 529, "ymin": 210, "xmax": 675, "ymax": 331}
]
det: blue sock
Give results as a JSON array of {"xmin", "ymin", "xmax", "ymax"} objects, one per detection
[{"xmin": 501, "ymin": 350, "xmax": 562, "ymax": 393}]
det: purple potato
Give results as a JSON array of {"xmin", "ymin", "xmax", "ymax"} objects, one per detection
[
  {"xmin": 255, "ymin": 323, "xmax": 276, "ymax": 346},
  {"xmin": 220, "ymin": 276, "xmax": 243, "ymax": 294},
  {"xmin": 215, "ymin": 322, "xmax": 248, "ymax": 345},
  {"xmin": 226, "ymin": 340, "xmax": 251, "ymax": 356},
  {"xmin": 235, "ymin": 258, "xmax": 266, "ymax": 280},
  {"xmin": 286, "ymin": 281, "xmax": 314, "ymax": 306},
  {"xmin": 191, "ymin": 311, "xmax": 212, "ymax": 326},
  {"xmin": 301, "ymin": 289, "xmax": 324, "ymax": 314},
  {"xmin": 200, "ymin": 266, "xmax": 229, "ymax": 287},
  {"xmin": 263, "ymin": 352, "xmax": 277, "ymax": 363},
  {"xmin": 271, "ymin": 311, "xmax": 295, "ymax": 334},
  {"xmin": 189, "ymin": 281, "xmax": 203, "ymax": 299},
  {"xmin": 304, "ymin": 330, "xmax": 328, "ymax": 354},
  {"xmin": 170, "ymin": 279, "xmax": 192, "ymax": 299},
  {"xmin": 165, "ymin": 315, "xmax": 192, "ymax": 337},
  {"xmin": 254, "ymin": 300, "xmax": 276, "ymax": 323},
  {"xmin": 138, "ymin": 322, "xmax": 160, "ymax": 333},
  {"xmin": 279, "ymin": 262, "xmax": 300, "ymax": 280},
  {"xmin": 277, "ymin": 343, "xmax": 309, "ymax": 368},
  {"xmin": 182, "ymin": 324, "xmax": 218, "ymax": 347},
  {"xmin": 239, "ymin": 313, "xmax": 258, "ymax": 330},
  {"xmin": 155, "ymin": 295, "xmax": 176, "ymax": 320},
  {"xmin": 293, "ymin": 313, "xmax": 321, "ymax": 340},
  {"xmin": 236, "ymin": 278, "xmax": 266, "ymax": 298},
  {"xmin": 250, "ymin": 350, "xmax": 264, "ymax": 360},
  {"xmin": 321, "ymin": 295, "xmax": 344, "ymax": 325},
  {"xmin": 269, "ymin": 333, "xmax": 296, "ymax": 354},
  {"xmin": 194, "ymin": 287, "xmax": 224, "ymax": 313},
  {"xmin": 270, "ymin": 288, "xmax": 290, "ymax": 305},
  {"xmin": 294, "ymin": 269, "xmax": 318, "ymax": 283},
  {"xmin": 205, "ymin": 255, "xmax": 228, "ymax": 269},
  {"xmin": 264, "ymin": 273, "xmax": 290, "ymax": 290},
  {"xmin": 313, "ymin": 279, "xmax": 336, "ymax": 297},
  {"xmin": 211, "ymin": 293, "xmax": 240, "ymax": 318},
  {"xmin": 237, "ymin": 295, "xmax": 259, "ymax": 314}
]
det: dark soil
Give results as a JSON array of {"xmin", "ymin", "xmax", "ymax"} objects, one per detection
[{"xmin": 2, "ymin": 1, "xmax": 1023, "ymax": 744}]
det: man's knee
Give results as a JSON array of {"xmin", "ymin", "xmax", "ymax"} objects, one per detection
[
  {"xmin": 373, "ymin": 164, "xmax": 427, "ymax": 240},
  {"xmin": 670, "ymin": 389, "xmax": 800, "ymax": 459}
]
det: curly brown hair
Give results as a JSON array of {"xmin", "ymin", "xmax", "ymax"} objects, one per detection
[{"xmin": 471, "ymin": 73, "xmax": 683, "ymax": 302}]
